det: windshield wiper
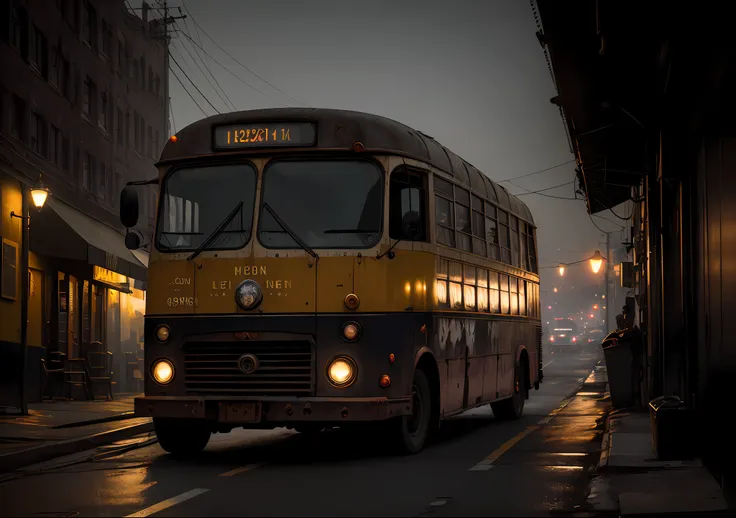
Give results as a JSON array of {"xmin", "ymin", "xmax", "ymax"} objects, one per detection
[
  {"xmin": 187, "ymin": 201, "xmax": 244, "ymax": 261},
  {"xmin": 322, "ymin": 228, "xmax": 379, "ymax": 234},
  {"xmin": 263, "ymin": 202, "xmax": 318, "ymax": 259}
]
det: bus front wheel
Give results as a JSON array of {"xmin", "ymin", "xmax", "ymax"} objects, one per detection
[
  {"xmin": 154, "ymin": 418, "xmax": 211, "ymax": 456},
  {"xmin": 391, "ymin": 368, "xmax": 433, "ymax": 454},
  {"xmin": 491, "ymin": 363, "xmax": 526, "ymax": 420}
]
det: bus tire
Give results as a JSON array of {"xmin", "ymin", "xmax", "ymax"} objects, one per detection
[
  {"xmin": 154, "ymin": 418, "xmax": 211, "ymax": 456},
  {"xmin": 491, "ymin": 362, "xmax": 526, "ymax": 420},
  {"xmin": 392, "ymin": 368, "xmax": 433, "ymax": 454}
]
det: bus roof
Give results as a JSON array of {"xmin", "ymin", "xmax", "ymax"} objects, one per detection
[{"xmin": 160, "ymin": 108, "xmax": 535, "ymax": 225}]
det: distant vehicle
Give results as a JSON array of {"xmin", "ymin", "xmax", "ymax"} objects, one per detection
[
  {"xmin": 586, "ymin": 328, "xmax": 605, "ymax": 343},
  {"xmin": 547, "ymin": 318, "xmax": 579, "ymax": 344}
]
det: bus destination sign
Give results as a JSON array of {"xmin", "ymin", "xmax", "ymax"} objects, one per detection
[{"xmin": 213, "ymin": 122, "xmax": 316, "ymax": 150}]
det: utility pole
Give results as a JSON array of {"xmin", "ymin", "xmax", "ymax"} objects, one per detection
[{"xmin": 605, "ymin": 232, "xmax": 611, "ymax": 334}]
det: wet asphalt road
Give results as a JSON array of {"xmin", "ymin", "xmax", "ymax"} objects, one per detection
[{"xmin": 0, "ymin": 341, "xmax": 607, "ymax": 517}]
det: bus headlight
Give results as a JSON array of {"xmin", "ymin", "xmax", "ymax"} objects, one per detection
[
  {"xmin": 155, "ymin": 325, "xmax": 170, "ymax": 342},
  {"xmin": 151, "ymin": 359, "xmax": 175, "ymax": 385},
  {"xmin": 341, "ymin": 321, "xmax": 361, "ymax": 342},
  {"xmin": 235, "ymin": 279, "xmax": 263, "ymax": 311},
  {"xmin": 326, "ymin": 356, "xmax": 357, "ymax": 388}
]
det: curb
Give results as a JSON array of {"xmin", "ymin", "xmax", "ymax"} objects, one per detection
[
  {"xmin": 599, "ymin": 412, "xmax": 612, "ymax": 469},
  {"xmin": 0, "ymin": 419, "xmax": 154, "ymax": 473},
  {"xmin": 51, "ymin": 411, "xmax": 136, "ymax": 429}
]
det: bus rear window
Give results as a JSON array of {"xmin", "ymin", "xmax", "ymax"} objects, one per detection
[{"xmin": 156, "ymin": 163, "xmax": 257, "ymax": 252}]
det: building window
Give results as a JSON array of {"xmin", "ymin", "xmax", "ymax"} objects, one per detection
[
  {"xmin": 30, "ymin": 112, "xmax": 47, "ymax": 157},
  {"xmin": 50, "ymin": 46, "xmax": 59, "ymax": 87},
  {"xmin": 81, "ymin": 1, "xmax": 96, "ymax": 47},
  {"xmin": 100, "ymin": 91, "xmax": 108, "ymax": 129},
  {"xmin": 10, "ymin": 3, "xmax": 28, "ymax": 56},
  {"xmin": 82, "ymin": 77, "xmax": 95, "ymax": 119},
  {"xmin": 10, "ymin": 95, "xmax": 25, "ymax": 141},
  {"xmin": 140, "ymin": 57, "xmax": 146, "ymax": 89},
  {"xmin": 30, "ymin": 26, "xmax": 48, "ymax": 78},
  {"xmin": 132, "ymin": 58, "xmax": 138, "ymax": 82},
  {"xmin": 116, "ymin": 107, "xmax": 124, "ymax": 144},
  {"xmin": 117, "ymin": 37, "xmax": 125, "ymax": 71},
  {"xmin": 147, "ymin": 125, "xmax": 153, "ymax": 158},
  {"xmin": 50, "ymin": 125, "xmax": 61, "ymax": 165},
  {"xmin": 101, "ymin": 19, "xmax": 111, "ymax": 56},
  {"xmin": 61, "ymin": 136, "xmax": 70, "ymax": 171},
  {"xmin": 154, "ymin": 75, "xmax": 160, "ymax": 95},
  {"xmin": 148, "ymin": 66, "xmax": 153, "ymax": 92},
  {"xmin": 98, "ymin": 162, "xmax": 107, "ymax": 199},
  {"xmin": 82, "ymin": 152, "xmax": 95, "ymax": 191},
  {"xmin": 59, "ymin": 55, "xmax": 70, "ymax": 99}
]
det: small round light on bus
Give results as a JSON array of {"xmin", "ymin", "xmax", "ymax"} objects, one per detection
[
  {"xmin": 155, "ymin": 325, "xmax": 170, "ymax": 342},
  {"xmin": 380, "ymin": 374, "xmax": 391, "ymax": 388},
  {"xmin": 169, "ymin": 135, "xmax": 178, "ymax": 142},
  {"xmin": 344, "ymin": 293, "xmax": 360, "ymax": 310},
  {"xmin": 151, "ymin": 359, "xmax": 175, "ymax": 385},
  {"xmin": 389, "ymin": 353, "xmax": 395, "ymax": 363},
  {"xmin": 341, "ymin": 322, "xmax": 361, "ymax": 342},
  {"xmin": 326, "ymin": 357, "xmax": 356, "ymax": 387},
  {"xmin": 235, "ymin": 279, "xmax": 263, "ymax": 311},
  {"xmin": 352, "ymin": 141, "xmax": 365, "ymax": 152}
]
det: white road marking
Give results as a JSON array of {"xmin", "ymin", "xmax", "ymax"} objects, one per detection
[
  {"xmin": 125, "ymin": 488, "xmax": 210, "ymax": 517},
  {"xmin": 542, "ymin": 360, "xmax": 555, "ymax": 369}
]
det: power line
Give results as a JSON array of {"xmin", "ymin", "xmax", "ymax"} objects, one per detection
[
  {"xmin": 507, "ymin": 179, "xmax": 580, "ymax": 201},
  {"xmin": 172, "ymin": 41, "xmax": 235, "ymax": 111},
  {"xmin": 175, "ymin": 14, "xmax": 236, "ymax": 111},
  {"xmin": 496, "ymin": 160, "xmax": 575, "ymax": 183},
  {"xmin": 179, "ymin": 30, "xmax": 288, "ymax": 107},
  {"xmin": 179, "ymin": 0, "xmax": 306, "ymax": 106},
  {"xmin": 170, "ymin": 52, "xmax": 220, "ymax": 114},
  {"xmin": 513, "ymin": 180, "xmax": 575, "ymax": 196},
  {"xmin": 170, "ymin": 65, "xmax": 208, "ymax": 117}
]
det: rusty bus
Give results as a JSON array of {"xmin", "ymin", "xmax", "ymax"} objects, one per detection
[{"xmin": 120, "ymin": 108, "xmax": 542, "ymax": 455}]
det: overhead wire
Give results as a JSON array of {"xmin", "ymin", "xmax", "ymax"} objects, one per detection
[
  {"xmin": 173, "ymin": 37, "xmax": 235, "ymax": 112},
  {"xmin": 170, "ymin": 64, "xmax": 208, "ymax": 117},
  {"xmin": 178, "ymin": 0, "xmax": 305, "ymax": 106},
  {"xmin": 170, "ymin": 52, "xmax": 220, "ymax": 114},
  {"xmin": 179, "ymin": 30, "xmax": 288, "ymax": 107},
  {"xmin": 175, "ymin": 14, "xmax": 237, "ymax": 111},
  {"xmin": 496, "ymin": 159, "xmax": 575, "ymax": 183},
  {"xmin": 513, "ymin": 180, "xmax": 575, "ymax": 196}
]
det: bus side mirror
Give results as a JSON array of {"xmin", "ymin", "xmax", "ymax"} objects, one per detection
[
  {"xmin": 120, "ymin": 186, "xmax": 139, "ymax": 228},
  {"xmin": 125, "ymin": 231, "xmax": 141, "ymax": 250}
]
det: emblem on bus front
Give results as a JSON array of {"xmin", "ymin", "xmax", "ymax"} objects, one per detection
[
  {"xmin": 237, "ymin": 353, "xmax": 260, "ymax": 374},
  {"xmin": 235, "ymin": 279, "xmax": 263, "ymax": 310}
]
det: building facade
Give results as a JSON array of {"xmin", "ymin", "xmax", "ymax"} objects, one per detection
[
  {"xmin": 0, "ymin": 0, "xmax": 167, "ymax": 409},
  {"xmin": 534, "ymin": 0, "xmax": 736, "ymax": 500}
]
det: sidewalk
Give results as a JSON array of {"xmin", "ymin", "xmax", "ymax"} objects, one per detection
[
  {"xmin": 586, "ymin": 394, "xmax": 730, "ymax": 515},
  {"xmin": 0, "ymin": 394, "xmax": 152, "ymax": 473}
]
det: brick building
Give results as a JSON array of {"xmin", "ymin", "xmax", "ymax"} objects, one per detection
[{"xmin": 0, "ymin": 0, "xmax": 168, "ymax": 409}]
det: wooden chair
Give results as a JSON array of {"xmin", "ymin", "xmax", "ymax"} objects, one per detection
[
  {"xmin": 40, "ymin": 358, "xmax": 65, "ymax": 401},
  {"xmin": 86, "ymin": 350, "xmax": 114, "ymax": 401},
  {"xmin": 63, "ymin": 357, "xmax": 91, "ymax": 400}
]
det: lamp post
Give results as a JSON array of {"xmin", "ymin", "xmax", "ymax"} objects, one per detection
[
  {"xmin": 558, "ymin": 264, "xmax": 565, "ymax": 277},
  {"xmin": 10, "ymin": 176, "xmax": 50, "ymax": 415}
]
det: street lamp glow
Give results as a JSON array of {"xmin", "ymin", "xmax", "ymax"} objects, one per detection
[
  {"xmin": 30, "ymin": 177, "xmax": 50, "ymax": 209},
  {"xmin": 553, "ymin": 287, "xmax": 558, "ymax": 293},
  {"xmin": 589, "ymin": 250, "xmax": 604, "ymax": 274},
  {"xmin": 558, "ymin": 264, "xmax": 565, "ymax": 276}
]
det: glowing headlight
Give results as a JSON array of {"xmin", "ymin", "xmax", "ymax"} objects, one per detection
[
  {"xmin": 235, "ymin": 279, "xmax": 263, "ymax": 311},
  {"xmin": 155, "ymin": 325, "xmax": 170, "ymax": 342},
  {"xmin": 327, "ymin": 357, "xmax": 357, "ymax": 387},
  {"xmin": 151, "ymin": 359, "xmax": 174, "ymax": 385},
  {"xmin": 341, "ymin": 321, "xmax": 361, "ymax": 342}
]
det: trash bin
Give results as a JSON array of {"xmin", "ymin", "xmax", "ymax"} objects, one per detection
[
  {"xmin": 602, "ymin": 341, "xmax": 635, "ymax": 408},
  {"xmin": 649, "ymin": 395, "xmax": 695, "ymax": 461}
]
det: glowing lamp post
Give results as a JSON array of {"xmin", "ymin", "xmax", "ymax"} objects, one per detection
[
  {"xmin": 30, "ymin": 181, "xmax": 50, "ymax": 209},
  {"xmin": 558, "ymin": 264, "xmax": 565, "ymax": 277},
  {"xmin": 589, "ymin": 250, "xmax": 604, "ymax": 274}
]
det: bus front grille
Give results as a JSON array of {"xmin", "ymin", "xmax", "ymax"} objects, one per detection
[{"xmin": 183, "ymin": 341, "xmax": 314, "ymax": 396}]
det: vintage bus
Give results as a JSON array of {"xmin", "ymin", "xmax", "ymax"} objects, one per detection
[{"xmin": 120, "ymin": 108, "xmax": 542, "ymax": 455}]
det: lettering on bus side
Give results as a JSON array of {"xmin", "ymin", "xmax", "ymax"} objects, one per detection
[
  {"xmin": 167, "ymin": 296, "xmax": 195, "ymax": 307},
  {"xmin": 234, "ymin": 266, "xmax": 267, "ymax": 276},
  {"xmin": 265, "ymin": 280, "xmax": 292, "ymax": 289},
  {"xmin": 170, "ymin": 277, "xmax": 192, "ymax": 285}
]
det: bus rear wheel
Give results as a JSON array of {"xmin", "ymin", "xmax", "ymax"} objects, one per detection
[
  {"xmin": 391, "ymin": 369, "xmax": 433, "ymax": 454},
  {"xmin": 154, "ymin": 418, "xmax": 211, "ymax": 456},
  {"xmin": 491, "ymin": 363, "xmax": 526, "ymax": 420}
]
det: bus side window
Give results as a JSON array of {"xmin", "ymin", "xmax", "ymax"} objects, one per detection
[{"xmin": 389, "ymin": 167, "xmax": 428, "ymax": 241}]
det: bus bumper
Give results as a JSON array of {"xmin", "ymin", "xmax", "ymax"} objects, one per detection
[{"xmin": 134, "ymin": 395, "xmax": 412, "ymax": 424}]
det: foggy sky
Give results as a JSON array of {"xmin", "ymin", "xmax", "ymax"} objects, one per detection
[{"xmin": 134, "ymin": 0, "xmax": 632, "ymax": 305}]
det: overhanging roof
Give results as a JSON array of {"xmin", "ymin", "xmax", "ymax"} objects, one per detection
[{"xmin": 31, "ymin": 198, "xmax": 147, "ymax": 281}]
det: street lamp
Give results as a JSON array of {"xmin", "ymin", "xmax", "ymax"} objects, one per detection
[
  {"xmin": 9, "ymin": 176, "xmax": 51, "ymax": 415},
  {"xmin": 558, "ymin": 264, "xmax": 565, "ymax": 277},
  {"xmin": 589, "ymin": 250, "xmax": 604, "ymax": 274},
  {"xmin": 553, "ymin": 287, "xmax": 558, "ymax": 293}
]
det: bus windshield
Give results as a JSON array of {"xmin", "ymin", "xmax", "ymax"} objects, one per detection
[
  {"xmin": 156, "ymin": 163, "xmax": 257, "ymax": 252},
  {"xmin": 258, "ymin": 160, "xmax": 383, "ymax": 249}
]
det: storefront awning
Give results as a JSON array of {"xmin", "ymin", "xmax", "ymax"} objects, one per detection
[{"xmin": 30, "ymin": 198, "xmax": 147, "ymax": 281}]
